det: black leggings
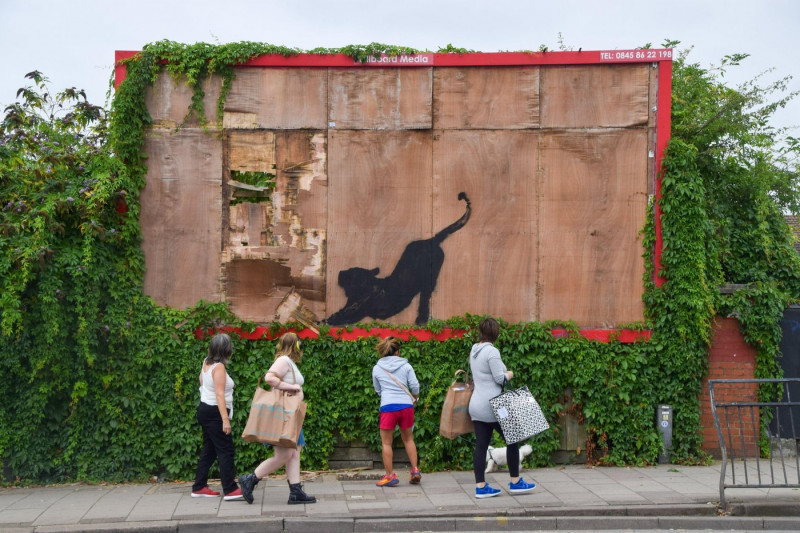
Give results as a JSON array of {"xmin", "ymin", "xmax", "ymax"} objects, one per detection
[{"xmin": 473, "ymin": 420, "xmax": 520, "ymax": 483}]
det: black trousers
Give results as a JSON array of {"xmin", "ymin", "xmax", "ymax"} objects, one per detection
[
  {"xmin": 192, "ymin": 402, "xmax": 238, "ymax": 495},
  {"xmin": 473, "ymin": 420, "xmax": 520, "ymax": 483}
]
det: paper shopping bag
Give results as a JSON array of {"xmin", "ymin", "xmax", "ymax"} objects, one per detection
[
  {"xmin": 242, "ymin": 377, "xmax": 306, "ymax": 448},
  {"xmin": 439, "ymin": 369, "xmax": 474, "ymax": 439}
]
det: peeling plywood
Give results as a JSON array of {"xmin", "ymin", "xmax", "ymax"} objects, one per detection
[
  {"xmin": 228, "ymin": 131, "xmax": 276, "ymax": 172},
  {"xmin": 223, "ymin": 131, "xmax": 327, "ymax": 322},
  {"xmin": 223, "ymin": 111, "xmax": 259, "ymax": 129}
]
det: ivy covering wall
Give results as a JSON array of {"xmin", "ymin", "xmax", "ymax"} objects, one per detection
[{"xmin": 1, "ymin": 40, "xmax": 798, "ymax": 483}]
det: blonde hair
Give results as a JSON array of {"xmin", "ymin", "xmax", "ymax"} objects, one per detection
[
  {"xmin": 276, "ymin": 332, "xmax": 303, "ymax": 362},
  {"xmin": 376, "ymin": 336, "xmax": 401, "ymax": 357}
]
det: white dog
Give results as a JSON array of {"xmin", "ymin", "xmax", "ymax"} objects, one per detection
[{"xmin": 485, "ymin": 444, "xmax": 533, "ymax": 473}]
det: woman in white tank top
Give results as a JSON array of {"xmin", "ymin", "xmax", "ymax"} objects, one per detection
[
  {"xmin": 237, "ymin": 332, "xmax": 316, "ymax": 505},
  {"xmin": 190, "ymin": 333, "xmax": 245, "ymax": 501}
]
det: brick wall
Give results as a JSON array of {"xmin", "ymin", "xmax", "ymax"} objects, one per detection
[{"xmin": 700, "ymin": 316, "xmax": 759, "ymax": 458}]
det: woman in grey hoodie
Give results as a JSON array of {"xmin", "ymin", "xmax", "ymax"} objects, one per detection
[
  {"xmin": 372, "ymin": 336, "xmax": 421, "ymax": 486},
  {"xmin": 469, "ymin": 317, "xmax": 536, "ymax": 498}
]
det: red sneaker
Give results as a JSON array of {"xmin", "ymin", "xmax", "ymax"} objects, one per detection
[
  {"xmin": 410, "ymin": 468, "xmax": 422, "ymax": 484},
  {"xmin": 223, "ymin": 488, "xmax": 245, "ymax": 501},
  {"xmin": 191, "ymin": 486, "xmax": 220, "ymax": 498}
]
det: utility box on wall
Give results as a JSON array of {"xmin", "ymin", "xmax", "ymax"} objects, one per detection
[{"xmin": 116, "ymin": 48, "xmax": 672, "ymax": 328}]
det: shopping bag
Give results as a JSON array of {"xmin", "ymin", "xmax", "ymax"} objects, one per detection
[
  {"xmin": 489, "ymin": 383, "xmax": 549, "ymax": 445},
  {"xmin": 242, "ymin": 376, "xmax": 306, "ymax": 448},
  {"xmin": 439, "ymin": 369, "xmax": 474, "ymax": 439}
]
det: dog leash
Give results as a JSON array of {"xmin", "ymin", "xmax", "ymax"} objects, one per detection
[{"xmin": 486, "ymin": 445, "xmax": 499, "ymax": 465}]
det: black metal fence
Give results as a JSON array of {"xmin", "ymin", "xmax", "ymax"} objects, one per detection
[{"xmin": 709, "ymin": 378, "xmax": 800, "ymax": 509}]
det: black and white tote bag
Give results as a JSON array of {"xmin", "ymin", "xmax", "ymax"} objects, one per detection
[{"xmin": 489, "ymin": 383, "xmax": 549, "ymax": 445}]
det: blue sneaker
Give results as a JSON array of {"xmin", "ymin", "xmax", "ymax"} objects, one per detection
[
  {"xmin": 508, "ymin": 477, "xmax": 536, "ymax": 494},
  {"xmin": 475, "ymin": 483, "xmax": 501, "ymax": 498}
]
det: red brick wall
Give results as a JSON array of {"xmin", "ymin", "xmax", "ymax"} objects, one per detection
[{"xmin": 700, "ymin": 316, "xmax": 759, "ymax": 458}]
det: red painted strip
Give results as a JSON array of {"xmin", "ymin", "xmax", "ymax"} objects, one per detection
[
  {"xmin": 238, "ymin": 50, "xmax": 673, "ymax": 67},
  {"xmin": 114, "ymin": 50, "xmax": 139, "ymax": 89},
  {"xmin": 196, "ymin": 326, "xmax": 650, "ymax": 343},
  {"xmin": 115, "ymin": 49, "xmax": 673, "ymax": 78},
  {"xmin": 654, "ymin": 59, "xmax": 672, "ymax": 287}
]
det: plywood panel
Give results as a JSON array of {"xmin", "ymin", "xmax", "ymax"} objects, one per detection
[
  {"xmin": 326, "ymin": 130, "xmax": 432, "ymax": 325},
  {"xmin": 540, "ymin": 64, "xmax": 650, "ymax": 128},
  {"xmin": 328, "ymin": 68, "xmax": 432, "ymax": 130},
  {"xmin": 228, "ymin": 131, "xmax": 276, "ymax": 172},
  {"xmin": 225, "ymin": 68, "xmax": 327, "ymax": 129},
  {"xmin": 146, "ymin": 73, "xmax": 222, "ymax": 127},
  {"xmin": 223, "ymin": 131, "xmax": 327, "ymax": 323},
  {"xmin": 142, "ymin": 129, "xmax": 223, "ymax": 308},
  {"xmin": 539, "ymin": 130, "xmax": 648, "ymax": 326},
  {"xmin": 434, "ymin": 67, "xmax": 540, "ymax": 129},
  {"xmin": 432, "ymin": 130, "xmax": 539, "ymax": 321}
]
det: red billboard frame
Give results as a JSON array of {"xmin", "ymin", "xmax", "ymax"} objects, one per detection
[{"xmin": 116, "ymin": 48, "xmax": 671, "ymax": 343}]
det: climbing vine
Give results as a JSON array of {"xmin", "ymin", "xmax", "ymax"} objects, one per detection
[{"xmin": 1, "ymin": 40, "xmax": 798, "ymax": 483}]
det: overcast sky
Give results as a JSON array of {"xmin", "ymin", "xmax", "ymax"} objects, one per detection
[{"xmin": 1, "ymin": 0, "xmax": 799, "ymax": 133}]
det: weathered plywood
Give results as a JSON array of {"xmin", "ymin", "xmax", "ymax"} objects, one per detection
[
  {"xmin": 228, "ymin": 131, "xmax": 276, "ymax": 172},
  {"xmin": 326, "ymin": 130, "xmax": 433, "ymax": 325},
  {"xmin": 328, "ymin": 68, "xmax": 432, "ymax": 130},
  {"xmin": 146, "ymin": 72, "xmax": 222, "ymax": 127},
  {"xmin": 140, "ymin": 59, "xmax": 661, "ymax": 329},
  {"xmin": 223, "ymin": 131, "xmax": 327, "ymax": 322},
  {"xmin": 538, "ymin": 130, "xmax": 648, "ymax": 326},
  {"xmin": 540, "ymin": 64, "xmax": 650, "ymax": 128},
  {"xmin": 434, "ymin": 67, "xmax": 540, "ymax": 129},
  {"xmin": 141, "ymin": 129, "xmax": 223, "ymax": 308},
  {"xmin": 224, "ymin": 68, "xmax": 327, "ymax": 129},
  {"xmin": 432, "ymin": 130, "xmax": 539, "ymax": 321}
]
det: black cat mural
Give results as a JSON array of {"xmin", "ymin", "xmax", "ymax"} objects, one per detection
[{"xmin": 327, "ymin": 192, "xmax": 471, "ymax": 326}]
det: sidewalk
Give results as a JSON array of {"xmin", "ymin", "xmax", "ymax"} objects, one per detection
[{"xmin": 1, "ymin": 463, "xmax": 799, "ymax": 532}]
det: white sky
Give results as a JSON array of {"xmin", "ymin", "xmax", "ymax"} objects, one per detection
[{"xmin": 1, "ymin": 0, "xmax": 799, "ymax": 133}]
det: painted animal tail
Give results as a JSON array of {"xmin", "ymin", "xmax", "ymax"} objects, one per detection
[{"xmin": 433, "ymin": 192, "xmax": 471, "ymax": 244}]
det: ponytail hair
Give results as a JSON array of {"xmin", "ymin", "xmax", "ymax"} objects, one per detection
[{"xmin": 376, "ymin": 336, "xmax": 401, "ymax": 357}]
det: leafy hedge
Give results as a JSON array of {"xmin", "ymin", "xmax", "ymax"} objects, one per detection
[{"xmin": 1, "ymin": 40, "xmax": 798, "ymax": 483}]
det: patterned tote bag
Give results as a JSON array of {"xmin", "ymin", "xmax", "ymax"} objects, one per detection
[{"xmin": 489, "ymin": 382, "xmax": 549, "ymax": 445}]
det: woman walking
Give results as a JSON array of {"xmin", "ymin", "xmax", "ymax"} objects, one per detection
[
  {"xmin": 469, "ymin": 317, "xmax": 536, "ymax": 498},
  {"xmin": 238, "ymin": 332, "xmax": 316, "ymax": 505},
  {"xmin": 191, "ymin": 333, "xmax": 244, "ymax": 500},
  {"xmin": 372, "ymin": 336, "xmax": 422, "ymax": 486}
]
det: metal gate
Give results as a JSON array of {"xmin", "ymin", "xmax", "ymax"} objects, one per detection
[{"xmin": 709, "ymin": 378, "xmax": 800, "ymax": 509}]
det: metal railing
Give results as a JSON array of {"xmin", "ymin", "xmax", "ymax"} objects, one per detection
[{"xmin": 709, "ymin": 378, "xmax": 800, "ymax": 509}]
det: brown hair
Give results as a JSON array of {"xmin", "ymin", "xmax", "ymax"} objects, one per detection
[
  {"xmin": 478, "ymin": 317, "xmax": 500, "ymax": 343},
  {"xmin": 275, "ymin": 332, "xmax": 303, "ymax": 362},
  {"xmin": 376, "ymin": 336, "xmax": 401, "ymax": 357}
]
